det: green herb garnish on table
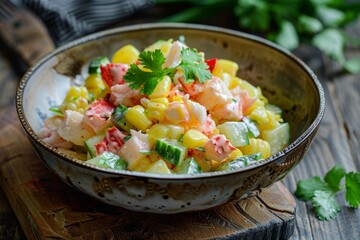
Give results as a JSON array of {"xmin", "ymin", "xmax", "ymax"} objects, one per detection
[
  {"xmin": 295, "ymin": 165, "xmax": 360, "ymax": 220},
  {"xmin": 157, "ymin": 0, "xmax": 360, "ymax": 73}
]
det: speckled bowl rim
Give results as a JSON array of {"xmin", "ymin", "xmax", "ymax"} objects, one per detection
[{"xmin": 16, "ymin": 23, "xmax": 325, "ymax": 180}]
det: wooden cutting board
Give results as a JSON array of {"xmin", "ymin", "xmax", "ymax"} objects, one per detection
[
  {"xmin": 0, "ymin": 6, "xmax": 296, "ymax": 238},
  {"xmin": 0, "ymin": 105, "xmax": 296, "ymax": 239}
]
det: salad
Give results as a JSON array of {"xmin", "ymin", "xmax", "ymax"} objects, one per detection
[{"xmin": 39, "ymin": 38, "xmax": 290, "ymax": 174}]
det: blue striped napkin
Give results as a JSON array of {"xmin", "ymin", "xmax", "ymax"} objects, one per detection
[{"xmin": 13, "ymin": 0, "xmax": 155, "ymax": 46}]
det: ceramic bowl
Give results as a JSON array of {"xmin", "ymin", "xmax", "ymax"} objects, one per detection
[{"xmin": 16, "ymin": 23, "xmax": 325, "ymax": 214}]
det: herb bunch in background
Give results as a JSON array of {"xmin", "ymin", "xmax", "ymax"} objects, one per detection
[{"xmin": 157, "ymin": 0, "xmax": 360, "ymax": 73}]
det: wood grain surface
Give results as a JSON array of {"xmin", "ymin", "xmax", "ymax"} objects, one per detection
[
  {"xmin": 0, "ymin": 105, "xmax": 295, "ymax": 239},
  {"xmin": 0, "ymin": 3, "xmax": 360, "ymax": 240},
  {"xmin": 0, "ymin": 4, "xmax": 297, "ymax": 240}
]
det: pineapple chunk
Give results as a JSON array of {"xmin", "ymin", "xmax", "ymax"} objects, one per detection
[{"xmin": 145, "ymin": 160, "xmax": 172, "ymax": 174}]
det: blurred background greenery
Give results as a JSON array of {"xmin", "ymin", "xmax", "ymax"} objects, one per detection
[{"xmin": 154, "ymin": 0, "xmax": 360, "ymax": 73}]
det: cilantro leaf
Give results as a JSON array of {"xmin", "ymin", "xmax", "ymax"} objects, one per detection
[
  {"xmin": 295, "ymin": 176, "xmax": 333, "ymax": 201},
  {"xmin": 179, "ymin": 48, "xmax": 212, "ymax": 83},
  {"xmin": 234, "ymin": 0, "xmax": 270, "ymax": 31},
  {"xmin": 275, "ymin": 21, "xmax": 299, "ymax": 50},
  {"xmin": 316, "ymin": 6, "xmax": 345, "ymax": 27},
  {"xmin": 311, "ymin": 190, "xmax": 340, "ymax": 221},
  {"xmin": 295, "ymin": 165, "xmax": 360, "ymax": 221},
  {"xmin": 124, "ymin": 63, "xmax": 167, "ymax": 96},
  {"xmin": 345, "ymin": 172, "xmax": 360, "ymax": 208},
  {"xmin": 298, "ymin": 15, "xmax": 323, "ymax": 34},
  {"xmin": 324, "ymin": 165, "xmax": 346, "ymax": 192},
  {"xmin": 312, "ymin": 28, "xmax": 345, "ymax": 63},
  {"xmin": 123, "ymin": 50, "xmax": 174, "ymax": 96},
  {"xmin": 124, "ymin": 47, "xmax": 211, "ymax": 96},
  {"xmin": 49, "ymin": 107, "xmax": 64, "ymax": 117},
  {"xmin": 139, "ymin": 49, "xmax": 166, "ymax": 72},
  {"xmin": 344, "ymin": 58, "xmax": 360, "ymax": 74}
]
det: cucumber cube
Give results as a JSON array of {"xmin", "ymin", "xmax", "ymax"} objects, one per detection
[
  {"xmin": 262, "ymin": 123, "xmax": 290, "ymax": 155},
  {"xmin": 242, "ymin": 117, "xmax": 260, "ymax": 138},
  {"xmin": 217, "ymin": 122, "xmax": 249, "ymax": 147},
  {"xmin": 88, "ymin": 56, "xmax": 110, "ymax": 74},
  {"xmin": 85, "ymin": 133, "xmax": 106, "ymax": 158},
  {"xmin": 154, "ymin": 138, "xmax": 187, "ymax": 166},
  {"xmin": 217, "ymin": 153, "xmax": 262, "ymax": 171},
  {"xmin": 176, "ymin": 158, "xmax": 203, "ymax": 174},
  {"xmin": 86, "ymin": 151, "xmax": 127, "ymax": 170},
  {"xmin": 112, "ymin": 105, "xmax": 134, "ymax": 132}
]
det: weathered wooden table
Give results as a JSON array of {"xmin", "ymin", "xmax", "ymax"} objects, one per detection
[{"xmin": 0, "ymin": 5, "xmax": 359, "ymax": 240}]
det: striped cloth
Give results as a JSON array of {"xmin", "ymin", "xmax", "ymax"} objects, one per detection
[{"xmin": 14, "ymin": 0, "xmax": 154, "ymax": 46}]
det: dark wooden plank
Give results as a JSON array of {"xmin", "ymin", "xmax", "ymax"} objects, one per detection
[
  {"xmin": 0, "ymin": 43, "xmax": 27, "ymax": 240},
  {"xmin": 333, "ymin": 20, "xmax": 360, "ymax": 170},
  {"xmin": 283, "ymin": 21, "xmax": 360, "ymax": 240},
  {"xmin": 0, "ymin": 50, "xmax": 18, "ymax": 108},
  {"xmin": 0, "ymin": 189, "xmax": 26, "ymax": 240},
  {"xmin": 0, "ymin": 2, "xmax": 358, "ymax": 238},
  {"xmin": 0, "ymin": 104, "xmax": 295, "ymax": 240}
]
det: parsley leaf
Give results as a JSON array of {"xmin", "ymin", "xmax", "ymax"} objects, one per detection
[
  {"xmin": 345, "ymin": 172, "xmax": 360, "ymax": 208},
  {"xmin": 49, "ymin": 107, "xmax": 64, "ymax": 117},
  {"xmin": 295, "ymin": 165, "xmax": 360, "ymax": 220},
  {"xmin": 344, "ymin": 58, "xmax": 360, "ymax": 74},
  {"xmin": 179, "ymin": 48, "xmax": 212, "ymax": 83},
  {"xmin": 274, "ymin": 21, "xmax": 299, "ymax": 50},
  {"xmin": 139, "ymin": 49, "xmax": 166, "ymax": 72},
  {"xmin": 311, "ymin": 190, "xmax": 340, "ymax": 221},
  {"xmin": 158, "ymin": 0, "xmax": 360, "ymax": 73},
  {"xmin": 123, "ymin": 47, "xmax": 211, "ymax": 95},
  {"xmin": 324, "ymin": 165, "xmax": 346, "ymax": 192},
  {"xmin": 312, "ymin": 28, "xmax": 345, "ymax": 63},
  {"xmin": 295, "ymin": 176, "xmax": 333, "ymax": 201},
  {"xmin": 124, "ymin": 49, "xmax": 172, "ymax": 96}
]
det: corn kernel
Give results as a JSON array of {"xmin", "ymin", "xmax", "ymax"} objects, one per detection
[
  {"xmin": 213, "ymin": 59, "xmax": 239, "ymax": 77},
  {"xmin": 149, "ymin": 76, "xmax": 171, "ymax": 99},
  {"xmin": 85, "ymin": 74, "xmax": 107, "ymax": 99},
  {"xmin": 227, "ymin": 148, "xmax": 243, "ymax": 161},
  {"xmin": 239, "ymin": 138, "xmax": 271, "ymax": 159},
  {"xmin": 182, "ymin": 129, "xmax": 208, "ymax": 148},
  {"xmin": 151, "ymin": 97, "xmax": 169, "ymax": 107},
  {"xmin": 125, "ymin": 105, "xmax": 153, "ymax": 131},
  {"xmin": 147, "ymin": 102, "xmax": 167, "ymax": 122},
  {"xmin": 258, "ymin": 110, "xmax": 281, "ymax": 131},
  {"xmin": 170, "ymin": 95, "xmax": 183, "ymax": 102},
  {"xmin": 140, "ymin": 97, "xmax": 150, "ymax": 108},
  {"xmin": 244, "ymin": 99, "xmax": 264, "ymax": 116},
  {"xmin": 66, "ymin": 102, "xmax": 77, "ymax": 111},
  {"xmin": 60, "ymin": 86, "xmax": 89, "ymax": 113},
  {"xmin": 64, "ymin": 86, "xmax": 81, "ymax": 101},
  {"xmin": 249, "ymin": 105, "xmax": 268, "ymax": 125},
  {"xmin": 112, "ymin": 44, "xmax": 140, "ymax": 64}
]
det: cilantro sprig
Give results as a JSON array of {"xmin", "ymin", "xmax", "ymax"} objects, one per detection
[
  {"xmin": 158, "ymin": 0, "xmax": 360, "ymax": 73},
  {"xmin": 123, "ymin": 48, "xmax": 211, "ymax": 96},
  {"xmin": 295, "ymin": 165, "xmax": 360, "ymax": 221}
]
